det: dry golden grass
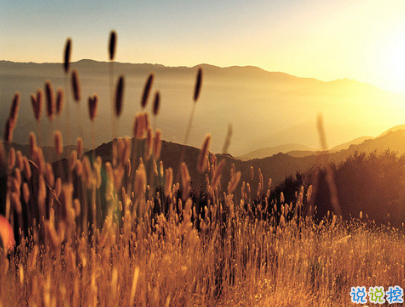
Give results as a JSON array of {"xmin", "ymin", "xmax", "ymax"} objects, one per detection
[{"xmin": 0, "ymin": 32, "xmax": 403, "ymax": 307}]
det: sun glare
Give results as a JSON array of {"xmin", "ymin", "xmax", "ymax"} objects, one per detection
[{"xmin": 380, "ymin": 34, "xmax": 405, "ymax": 93}]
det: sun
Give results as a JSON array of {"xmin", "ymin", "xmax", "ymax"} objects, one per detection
[
  {"xmin": 386, "ymin": 41, "xmax": 405, "ymax": 91},
  {"xmin": 378, "ymin": 31, "xmax": 405, "ymax": 93}
]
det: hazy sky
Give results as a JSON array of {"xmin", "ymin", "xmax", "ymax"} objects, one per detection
[{"xmin": 2, "ymin": 0, "xmax": 405, "ymax": 92}]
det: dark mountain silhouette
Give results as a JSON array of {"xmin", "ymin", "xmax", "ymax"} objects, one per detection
[{"xmin": 64, "ymin": 125, "xmax": 405, "ymax": 201}]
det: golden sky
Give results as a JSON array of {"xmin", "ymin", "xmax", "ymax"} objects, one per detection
[{"xmin": 1, "ymin": 0, "xmax": 405, "ymax": 92}]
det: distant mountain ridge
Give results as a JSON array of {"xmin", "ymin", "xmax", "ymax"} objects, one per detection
[
  {"xmin": 377, "ymin": 124, "xmax": 405, "ymax": 138},
  {"xmin": 329, "ymin": 136, "xmax": 373, "ymax": 152},
  {"xmin": 1, "ymin": 60, "xmax": 404, "ymax": 157},
  {"xmin": 238, "ymin": 144, "xmax": 315, "ymax": 161}
]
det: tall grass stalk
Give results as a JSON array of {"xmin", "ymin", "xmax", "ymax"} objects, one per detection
[
  {"xmin": 175, "ymin": 68, "xmax": 202, "ymax": 183},
  {"xmin": 63, "ymin": 38, "xmax": 72, "ymax": 148},
  {"xmin": 109, "ymin": 31, "xmax": 117, "ymax": 167},
  {"xmin": 1, "ymin": 31, "xmax": 400, "ymax": 307}
]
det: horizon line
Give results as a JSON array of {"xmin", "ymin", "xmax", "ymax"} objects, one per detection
[{"xmin": 1, "ymin": 59, "xmax": 402, "ymax": 94}]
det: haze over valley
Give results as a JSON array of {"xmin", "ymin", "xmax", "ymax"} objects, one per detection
[{"xmin": 2, "ymin": 60, "xmax": 404, "ymax": 157}]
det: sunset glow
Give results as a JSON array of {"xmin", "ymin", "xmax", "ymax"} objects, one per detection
[
  {"xmin": 2, "ymin": 0, "xmax": 405, "ymax": 92},
  {"xmin": 378, "ymin": 29, "xmax": 405, "ymax": 92}
]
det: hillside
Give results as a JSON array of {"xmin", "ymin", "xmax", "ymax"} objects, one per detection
[
  {"xmin": 238, "ymin": 143, "xmax": 314, "ymax": 160},
  {"xmin": 64, "ymin": 126, "xmax": 405, "ymax": 200},
  {"xmin": 377, "ymin": 124, "xmax": 405, "ymax": 137},
  {"xmin": 329, "ymin": 136, "xmax": 373, "ymax": 152}
]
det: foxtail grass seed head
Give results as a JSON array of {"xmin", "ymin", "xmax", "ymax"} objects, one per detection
[
  {"xmin": 75, "ymin": 159, "xmax": 82, "ymax": 176},
  {"xmin": 54, "ymin": 130, "xmax": 63, "ymax": 156},
  {"xmin": 194, "ymin": 68, "xmax": 203, "ymax": 102},
  {"xmin": 45, "ymin": 80, "xmax": 55, "ymax": 120},
  {"xmin": 44, "ymin": 220, "xmax": 60, "ymax": 252},
  {"xmin": 153, "ymin": 91, "xmax": 160, "ymax": 116},
  {"xmin": 198, "ymin": 134, "xmax": 211, "ymax": 173},
  {"xmin": 109, "ymin": 30, "xmax": 117, "ymax": 61},
  {"xmin": 0, "ymin": 214, "xmax": 15, "ymax": 253},
  {"xmin": 82, "ymin": 156, "xmax": 92, "ymax": 189},
  {"xmin": 69, "ymin": 150, "xmax": 77, "ymax": 172},
  {"xmin": 23, "ymin": 182, "xmax": 30, "ymax": 204},
  {"xmin": 94, "ymin": 160, "xmax": 102, "ymax": 188},
  {"xmin": 0, "ymin": 141, "xmax": 4, "ymax": 167},
  {"xmin": 9, "ymin": 92, "xmax": 20, "ymax": 123},
  {"xmin": 130, "ymin": 267, "xmax": 140, "ymax": 306},
  {"xmin": 159, "ymin": 160, "xmax": 164, "ymax": 177},
  {"xmin": 153, "ymin": 129, "xmax": 162, "ymax": 159},
  {"xmin": 146, "ymin": 127, "xmax": 153, "ymax": 161},
  {"xmin": 4, "ymin": 118, "xmax": 14, "ymax": 144},
  {"xmin": 74, "ymin": 198, "xmax": 81, "ymax": 216},
  {"xmin": 45, "ymin": 163, "xmax": 55, "ymax": 188},
  {"xmin": 152, "ymin": 159, "xmax": 158, "ymax": 177},
  {"xmin": 22, "ymin": 157, "xmax": 31, "ymax": 180},
  {"xmin": 13, "ymin": 168, "xmax": 21, "ymax": 186},
  {"xmin": 212, "ymin": 158, "xmax": 226, "ymax": 190},
  {"xmin": 37, "ymin": 87, "xmax": 44, "ymax": 105},
  {"xmin": 123, "ymin": 138, "xmax": 131, "ymax": 162},
  {"xmin": 141, "ymin": 73, "xmax": 154, "ymax": 109},
  {"xmin": 38, "ymin": 175, "xmax": 46, "ymax": 211},
  {"xmin": 32, "ymin": 88, "xmax": 44, "ymax": 121},
  {"xmin": 165, "ymin": 168, "xmax": 173, "ymax": 197},
  {"xmin": 105, "ymin": 161, "xmax": 113, "ymax": 180},
  {"xmin": 228, "ymin": 171, "xmax": 241, "ymax": 194},
  {"xmin": 250, "ymin": 166, "xmax": 254, "ymax": 181},
  {"xmin": 134, "ymin": 163, "xmax": 147, "ymax": 199},
  {"xmin": 8, "ymin": 148, "xmax": 15, "ymax": 170},
  {"xmin": 115, "ymin": 76, "xmax": 124, "ymax": 117},
  {"xmin": 180, "ymin": 162, "xmax": 191, "ymax": 201},
  {"xmin": 143, "ymin": 112, "xmax": 150, "ymax": 130},
  {"xmin": 11, "ymin": 192, "xmax": 22, "ymax": 214},
  {"xmin": 29, "ymin": 132, "xmax": 37, "ymax": 158},
  {"xmin": 56, "ymin": 88, "xmax": 64, "ymax": 115},
  {"xmin": 331, "ymin": 214, "xmax": 337, "ymax": 228},
  {"xmin": 33, "ymin": 147, "xmax": 45, "ymax": 174},
  {"xmin": 30, "ymin": 94, "xmax": 40, "ymax": 121},
  {"xmin": 133, "ymin": 112, "xmax": 146, "ymax": 139},
  {"xmin": 71, "ymin": 69, "xmax": 81, "ymax": 102},
  {"xmin": 88, "ymin": 94, "xmax": 98, "ymax": 121},
  {"xmin": 55, "ymin": 178, "xmax": 62, "ymax": 198},
  {"xmin": 15, "ymin": 150, "xmax": 23, "ymax": 171},
  {"xmin": 64, "ymin": 38, "xmax": 72, "ymax": 73},
  {"xmin": 307, "ymin": 185, "xmax": 313, "ymax": 202}
]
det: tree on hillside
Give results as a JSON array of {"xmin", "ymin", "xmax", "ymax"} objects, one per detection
[{"xmin": 275, "ymin": 151, "xmax": 405, "ymax": 226}]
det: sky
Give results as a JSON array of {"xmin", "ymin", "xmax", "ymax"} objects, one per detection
[{"xmin": 1, "ymin": 0, "xmax": 405, "ymax": 92}]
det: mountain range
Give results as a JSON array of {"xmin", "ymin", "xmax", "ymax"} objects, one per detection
[{"xmin": 1, "ymin": 60, "xmax": 405, "ymax": 157}]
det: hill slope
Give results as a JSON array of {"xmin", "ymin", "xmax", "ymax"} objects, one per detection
[
  {"xmin": 238, "ymin": 144, "xmax": 315, "ymax": 160},
  {"xmin": 71, "ymin": 126, "xmax": 405, "ymax": 200}
]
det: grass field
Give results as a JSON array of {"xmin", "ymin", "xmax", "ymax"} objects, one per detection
[{"xmin": 1, "ymin": 34, "xmax": 404, "ymax": 307}]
